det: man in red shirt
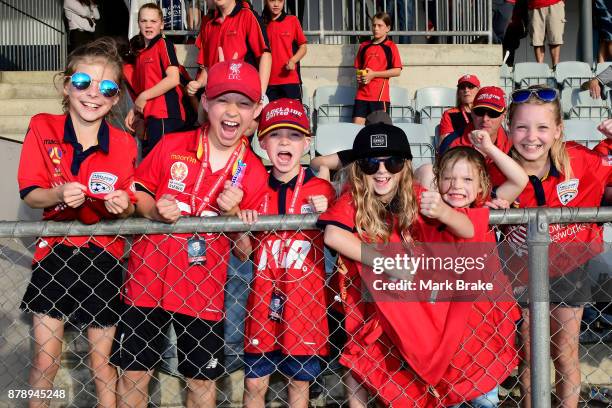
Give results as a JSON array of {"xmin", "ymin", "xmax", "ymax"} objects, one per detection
[
  {"xmin": 529, "ymin": 0, "xmax": 565, "ymax": 66},
  {"xmin": 187, "ymin": 0, "xmax": 272, "ymax": 99},
  {"xmin": 438, "ymin": 86, "xmax": 512, "ymax": 158},
  {"xmin": 115, "ymin": 60, "xmax": 269, "ymax": 408}
]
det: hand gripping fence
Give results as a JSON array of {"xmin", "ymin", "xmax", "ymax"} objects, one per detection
[{"xmin": 0, "ymin": 207, "xmax": 610, "ymax": 407}]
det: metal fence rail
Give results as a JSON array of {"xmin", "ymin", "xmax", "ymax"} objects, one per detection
[{"xmin": 0, "ymin": 208, "xmax": 611, "ymax": 407}]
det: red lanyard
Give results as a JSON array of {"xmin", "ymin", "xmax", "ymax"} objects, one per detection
[
  {"xmin": 190, "ymin": 128, "xmax": 246, "ymax": 216},
  {"xmin": 461, "ymin": 107, "xmax": 470, "ymax": 124}
]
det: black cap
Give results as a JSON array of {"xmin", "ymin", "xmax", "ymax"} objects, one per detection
[{"xmin": 351, "ymin": 123, "xmax": 412, "ymax": 161}]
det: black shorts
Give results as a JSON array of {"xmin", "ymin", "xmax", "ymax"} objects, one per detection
[
  {"xmin": 266, "ymin": 84, "xmax": 303, "ymax": 101},
  {"xmin": 143, "ymin": 117, "xmax": 184, "ymax": 157},
  {"xmin": 20, "ymin": 244, "xmax": 123, "ymax": 327},
  {"xmin": 352, "ymin": 99, "xmax": 390, "ymax": 119},
  {"xmin": 112, "ymin": 306, "xmax": 225, "ymax": 380}
]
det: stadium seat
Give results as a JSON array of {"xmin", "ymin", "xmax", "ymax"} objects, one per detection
[
  {"xmin": 500, "ymin": 63, "xmax": 514, "ymax": 96},
  {"xmin": 312, "ymin": 85, "xmax": 356, "ymax": 127},
  {"xmin": 314, "ymin": 123, "xmax": 364, "ymax": 155},
  {"xmin": 563, "ymin": 89, "xmax": 611, "ymax": 121},
  {"xmin": 301, "ymin": 84, "xmax": 311, "ymax": 118},
  {"xmin": 395, "ymin": 123, "xmax": 435, "ymax": 168},
  {"xmin": 554, "ymin": 61, "xmax": 593, "ymax": 89},
  {"xmin": 419, "ymin": 118, "xmax": 441, "ymax": 146},
  {"xmin": 389, "ymin": 86, "xmax": 415, "ymax": 123},
  {"xmin": 596, "ymin": 62, "xmax": 612, "ymax": 76},
  {"xmin": 513, "ymin": 62, "xmax": 555, "ymax": 88},
  {"xmin": 563, "ymin": 119, "xmax": 603, "ymax": 149},
  {"xmin": 415, "ymin": 87, "xmax": 456, "ymax": 120}
]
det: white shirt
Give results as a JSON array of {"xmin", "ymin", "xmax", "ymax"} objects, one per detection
[{"xmin": 64, "ymin": 0, "xmax": 100, "ymax": 32}]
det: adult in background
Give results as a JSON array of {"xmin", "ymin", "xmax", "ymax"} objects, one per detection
[
  {"xmin": 493, "ymin": 0, "xmax": 515, "ymax": 44},
  {"xmin": 528, "ymin": 0, "xmax": 565, "ymax": 67},
  {"xmin": 438, "ymin": 74, "xmax": 480, "ymax": 147},
  {"xmin": 64, "ymin": 0, "xmax": 100, "ymax": 53},
  {"xmin": 586, "ymin": 65, "xmax": 612, "ymax": 99},
  {"xmin": 593, "ymin": 0, "xmax": 612, "ymax": 63}
]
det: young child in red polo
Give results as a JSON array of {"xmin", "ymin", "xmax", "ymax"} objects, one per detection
[
  {"xmin": 125, "ymin": 3, "xmax": 186, "ymax": 157},
  {"xmin": 114, "ymin": 60, "xmax": 269, "ymax": 408},
  {"xmin": 188, "ymin": 0, "xmax": 272, "ymax": 99},
  {"xmin": 262, "ymin": 0, "xmax": 308, "ymax": 102},
  {"xmin": 353, "ymin": 12, "xmax": 402, "ymax": 125},
  {"xmin": 236, "ymin": 98, "xmax": 334, "ymax": 408}
]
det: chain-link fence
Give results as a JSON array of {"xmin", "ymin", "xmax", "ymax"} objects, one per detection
[{"xmin": 0, "ymin": 209, "xmax": 611, "ymax": 407}]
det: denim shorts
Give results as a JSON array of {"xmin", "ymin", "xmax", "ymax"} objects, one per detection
[
  {"xmin": 244, "ymin": 350, "xmax": 322, "ymax": 382},
  {"xmin": 449, "ymin": 386, "xmax": 499, "ymax": 408}
]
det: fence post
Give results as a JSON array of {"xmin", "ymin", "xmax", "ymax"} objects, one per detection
[
  {"xmin": 318, "ymin": 0, "xmax": 324, "ymax": 43},
  {"xmin": 527, "ymin": 209, "xmax": 551, "ymax": 408}
]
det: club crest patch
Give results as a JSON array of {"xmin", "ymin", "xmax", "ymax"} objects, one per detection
[
  {"xmin": 48, "ymin": 147, "xmax": 62, "ymax": 165},
  {"xmin": 371, "ymin": 134, "xmax": 387, "ymax": 148},
  {"xmin": 556, "ymin": 179, "xmax": 579, "ymax": 206},
  {"xmin": 168, "ymin": 161, "xmax": 188, "ymax": 192},
  {"xmin": 229, "ymin": 62, "xmax": 242, "ymax": 80},
  {"xmin": 88, "ymin": 172, "xmax": 117, "ymax": 194}
]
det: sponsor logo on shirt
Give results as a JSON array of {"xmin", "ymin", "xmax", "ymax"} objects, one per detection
[
  {"xmin": 556, "ymin": 178, "xmax": 579, "ymax": 206},
  {"xmin": 171, "ymin": 153, "xmax": 197, "ymax": 164},
  {"xmin": 257, "ymin": 239, "xmax": 312, "ymax": 271},
  {"xmin": 88, "ymin": 172, "xmax": 117, "ymax": 194},
  {"xmin": 48, "ymin": 146, "xmax": 62, "ymax": 165},
  {"xmin": 168, "ymin": 161, "xmax": 188, "ymax": 192}
]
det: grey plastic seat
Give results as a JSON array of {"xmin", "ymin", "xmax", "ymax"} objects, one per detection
[
  {"xmin": 389, "ymin": 86, "xmax": 415, "ymax": 123},
  {"xmin": 513, "ymin": 62, "xmax": 555, "ymax": 88},
  {"xmin": 500, "ymin": 63, "xmax": 514, "ymax": 95},
  {"xmin": 565, "ymin": 89, "xmax": 611, "ymax": 121},
  {"xmin": 555, "ymin": 61, "xmax": 593, "ymax": 89},
  {"xmin": 419, "ymin": 118, "xmax": 441, "ymax": 147},
  {"xmin": 314, "ymin": 123, "xmax": 364, "ymax": 155},
  {"xmin": 562, "ymin": 119, "xmax": 603, "ymax": 149},
  {"xmin": 415, "ymin": 87, "xmax": 456, "ymax": 120},
  {"xmin": 313, "ymin": 85, "xmax": 356, "ymax": 126},
  {"xmin": 395, "ymin": 123, "xmax": 435, "ymax": 168},
  {"xmin": 596, "ymin": 62, "xmax": 612, "ymax": 76}
]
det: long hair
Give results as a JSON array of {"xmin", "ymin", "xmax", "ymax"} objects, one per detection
[
  {"xmin": 348, "ymin": 161, "xmax": 418, "ymax": 244},
  {"xmin": 434, "ymin": 146, "xmax": 490, "ymax": 208},
  {"xmin": 58, "ymin": 37, "xmax": 124, "ymax": 113},
  {"xmin": 262, "ymin": 0, "xmax": 284, "ymax": 24},
  {"xmin": 507, "ymin": 86, "xmax": 571, "ymax": 180}
]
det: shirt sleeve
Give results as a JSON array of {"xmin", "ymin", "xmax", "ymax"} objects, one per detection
[
  {"xmin": 390, "ymin": 42, "xmax": 402, "ymax": 69},
  {"xmin": 597, "ymin": 66, "xmax": 612, "ymax": 88},
  {"xmin": 316, "ymin": 191, "xmax": 355, "ymax": 231},
  {"xmin": 160, "ymin": 38, "xmax": 180, "ymax": 68},
  {"xmin": 293, "ymin": 17, "xmax": 307, "ymax": 45},
  {"xmin": 18, "ymin": 118, "xmax": 50, "ymax": 198},
  {"xmin": 438, "ymin": 110, "xmax": 453, "ymax": 136},
  {"xmin": 245, "ymin": 10, "xmax": 271, "ymax": 59},
  {"xmin": 118, "ymin": 136, "xmax": 138, "ymax": 203}
]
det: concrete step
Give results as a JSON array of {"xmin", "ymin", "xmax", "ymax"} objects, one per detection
[
  {"xmin": 0, "ymin": 116, "xmax": 32, "ymax": 134},
  {"xmin": 0, "ymin": 83, "xmax": 60, "ymax": 99},
  {"xmin": 0, "ymin": 99, "xmax": 62, "ymax": 116},
  {"xmin": 0, "ymin": 71, "xmax": 57, "ymax": 85},
  {"xmin": 0, "ymin": 133, "xmax": 25, "ymax": 143}
]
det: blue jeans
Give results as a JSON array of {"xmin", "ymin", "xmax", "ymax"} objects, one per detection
[
  {"xmin": 223, "ymin": 255, "xmax": 253, "ymax": 373},
  {"xmin": 385, "ymin": 0, "xmax": 414, "ymax": 44},
  {"xmin": 449, "ymin": 387, "xmax": 499, "ymax": 408}
]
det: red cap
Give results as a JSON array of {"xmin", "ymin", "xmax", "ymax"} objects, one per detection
[
  {"xmin": 258, "ymin": 98, "xmax": 310, "ymax": 139},
  {"xmin": 206, "ymin": 59, "xmax": 262, "ymax": 102},
  {"xmin": 472, "ymin": 86, "xmax": 506, "ymax": 112},
  {"xmin": 457, "ymin": 74, "xmax": 480, "ymax": 88}
]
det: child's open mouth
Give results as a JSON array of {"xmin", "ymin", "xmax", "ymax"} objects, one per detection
[
  {"xmin": 221, "ymin": 120, "xmax": 240, "ymax": 138},
  {"xmin": 277, "ymin": 151, "xmax": 293, "ymax": 164},
  {"xmin": 374, "ymin": 176, "xmax": 390, "ymax": 186},
  {"xmin": 521, "ymin": 143, "xmax": 543, "ymax": 154},
  {"xmin": 81, "ymin": 101, "xmax": 101, "ymax": 111}
]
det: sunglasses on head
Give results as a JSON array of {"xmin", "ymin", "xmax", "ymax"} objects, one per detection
[
  {"xmin": 69, "ymin": 72, "xmax": 119, "ymax": 97},
  {"xmin": 357, "ymin": 156, "xmax": 405, "ymax": 175},
  {"xmin": 511, "ymin": 88, "xmax": 558, "ymax": 104},
  {"xmin": 472, "ymin": 107, "xmax": 503, "ymax": 118}
]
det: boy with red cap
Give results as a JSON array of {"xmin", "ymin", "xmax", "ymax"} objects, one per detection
[
  {"xmin": 114, "ymin": 59, "xmax": 269, "ymax": 408},
  {"xmin": 438, "ymin": 85, "xmax": 512, "ymax": 158},
  {"xmin": 236, "ymin": 98, "xmax": 335, "ymax": 408},
  {"xmin": 438, "ymin": 74, "xmax": 481, "ymax": 143}
]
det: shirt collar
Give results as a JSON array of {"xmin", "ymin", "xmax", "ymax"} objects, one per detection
[
  {"xmin": 145, "ymin": 34, "xmax": 163, "ymax": 49},
  {"xmin": 274, "ymin": 11, "xmax": 287, "ymax": 22},
  {"xmin": 268, "ymin": 168, "xmax": 314, "ymax": 190},
  {"xmin": 214, "ymin": 1, "xmax": 242, "ymax": 21},
  {"xmin": 370, "ymin": 36, "xmax": 389, "ymax": 45},
  {"xmin": 63, "ymin": 114, "xmax": 109, "ymax": 153}
]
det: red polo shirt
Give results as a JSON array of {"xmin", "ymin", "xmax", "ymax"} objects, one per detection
[
  {"xmin": 123, "ymin": 126, "xmax": 268, "ymax": 320},
  {"xmin": 439, "ymin": 107, "xmax": 472, "ymax": 137},
  {"xmin": 196, "ymin": 1, "xmax": 270, "ymax": 69},
  {"xmin": 18, "ymin": 113, "xmax": 137, "ymax": 262},
  {"xmin": 354, "ymin": 37, "xmax": 402, "ymax": 102},
  {"xmin": 528, "ymin": 0, "xmax": 563, "ymax": 10},
  {"xmin": 134, "ymin": 34, "xmax": 185, "ymax": 121},
  {"xmin": 244, "ymin": 170, "xmax": 334, "ymax": 356},
  {"xmin": 438, "ymin": 123, "xmax": 512, "ymax": 160},
  {"xmin": 266, "ymin": 12, "xmax": 307, "ymax": 86},
  {"xmin": 490, "ymin": 142, "xmax": 612, "ymax": 278}
]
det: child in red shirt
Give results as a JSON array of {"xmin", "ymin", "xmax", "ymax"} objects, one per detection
[
  {"xmin": 236, "ymin": 98, "xmax": 334, "ymax": 408},
  {"xmin": 17, "ymin": 38, "xmax": 136, "ymax": 408},
  {"xmin": 352, "ymin": 12, "xmax": 402, "ymax": 125},
  {"xmin": 318, "ymin": 123, "xmax": 475, "ymax": 406},
  {"xmin": 493, "ymin": 87, "xmax": 612, "ymax": 408},
  {"xmin": 262, "ymin": 0, "xmax": 308, "ymax": 102},
  {"xmin": 125, "ymin": 3, "xmax": 186, "ymax": 157},
  {"xmin": 114, "ymin": 60, "xmax": 268, "ymax": 408}
]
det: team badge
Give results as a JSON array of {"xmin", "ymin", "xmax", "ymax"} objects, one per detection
[
  {"xmin": 371, "ymin": 134, "xmax": 387, "ymax": 148},
  {"xmin": 88, "ymin": 172, "xmax": 117, "ymax": 194},
  {"xmin": 168, "ymin": 161, "xmax": 188, "ymax": 192},
  {"xmin": 48, "ymin": 147, "xmax": 62, "ymax": 165},
  {"xmin": 229, "ymin": 62, "xmax": 242, "ymax": 80},
  {"xmin": 556, "ymin": 179, "xmax": 579, "ymax": 206}
]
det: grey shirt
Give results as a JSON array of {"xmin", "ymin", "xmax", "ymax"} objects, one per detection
[{"xmin": 597, "ymin": 66, "xmax": 612, "ymax": 87}]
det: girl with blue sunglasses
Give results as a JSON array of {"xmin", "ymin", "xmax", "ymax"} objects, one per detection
[{"xmin": 17, "ymin": 37, "xmax": 137, "ymax": 408}]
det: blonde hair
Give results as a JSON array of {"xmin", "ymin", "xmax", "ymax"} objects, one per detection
[
  {"xmin": 508, "ymin": 86, "xmax": 571, "ymax": 180},
  {"xmin": 57, "ymin": 37, "xmax": 124, "ymax": 113},
  {"xmin": 434, "ymin": 146, "xmax": 490, "ymax": 208},
  {"xmin": 348, "ymin": 161, "xmax": 418, "ymax": 244}
]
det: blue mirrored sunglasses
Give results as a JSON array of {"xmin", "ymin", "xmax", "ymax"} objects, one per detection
[
  {"xmin": 511, "ymin": 88, "xmax": 558, "ymax": 104},
  {"xmin": 69, "ymin": 72, "xmax": 119, "ymax": 98}
]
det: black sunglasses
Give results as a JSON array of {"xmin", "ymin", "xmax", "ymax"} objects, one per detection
[
  {"xmin": 357, "ymin": 157, "xmax": 405, "ymax": 175},
  {"xmin": 472, "ymin": 107, "xmax": 503, "ymax": 118},
  {"xmin": 511, "ymin": 88, "xmax": 558, "ymax": 104}
]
